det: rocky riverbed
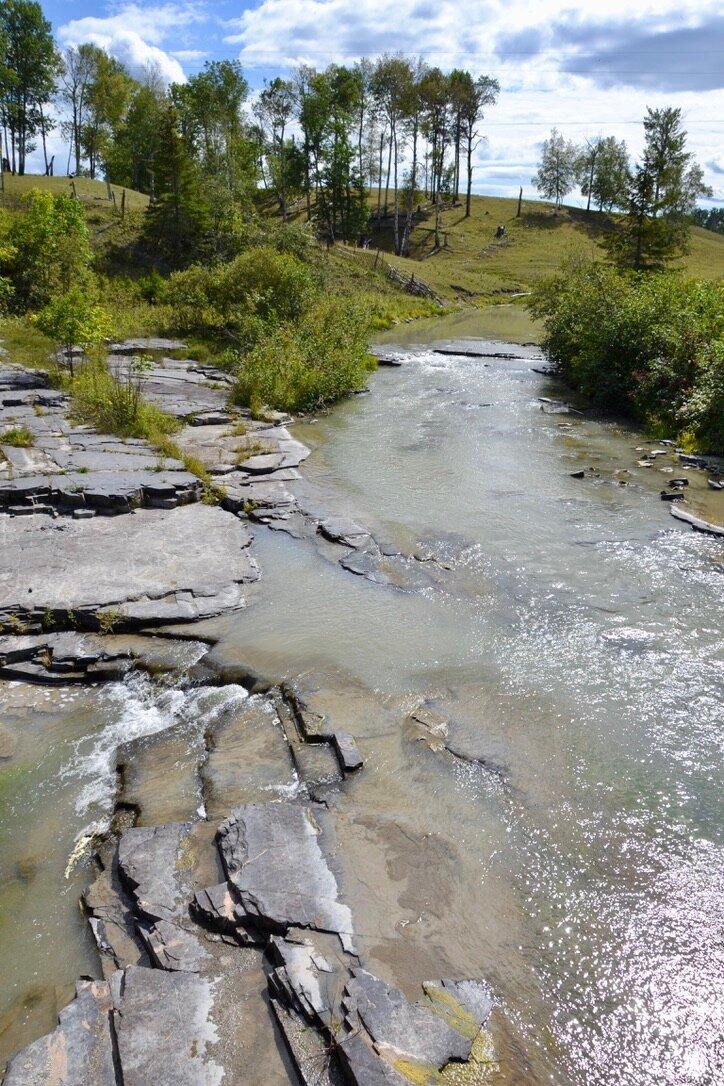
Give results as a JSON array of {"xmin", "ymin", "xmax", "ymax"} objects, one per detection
[
  {"xmin": 1, "ymin": 334, "xmax": 722, "ymax": 1086},
  {"xmin": 0, "ymin": 341, "xmax": 501, "ymax": 1085}
]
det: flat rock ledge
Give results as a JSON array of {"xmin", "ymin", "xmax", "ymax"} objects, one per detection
[
  {"xmin": 0, "ymin": 503, "xmax": 258, "ymax": 634},
  {"xmin": 2, "ymin": 663, "xmax": 495, "ymax": 1086}
]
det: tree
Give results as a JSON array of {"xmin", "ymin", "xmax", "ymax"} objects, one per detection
[
  {"xmin": 35, "ymin": 286, "xmax": 111, "ymax": 378},
  {"xmin": 80, "ymin": 47, "xmax": 134, "ymax": 179},
  {"xmin": 459, "ymin": 73, "xmax": 499, "ymax": 218},
  {"xmin": 373, "ymin": 54, "xmax": 413, "ymax": 253},
  {"xmin": 143, "ymin": 104, "xmax": 209, "ymax": 266},
  {"xmin": 104, "ymin": 76, "xmax": 165, "ymax": 194},
  {"xmin": 533, "ymin": 129, "xmax": 578, "ymax": 209},
  {"xmin": 604, "ymin": 108, "xmax": 711, "ymax": 271},
  {"xmin": 255, "ymin": 77, "xmax": 295, "ymax": 219},
  {"xmin": 586, "ymin": 136, "xmax": 630, "ymax": 212},
  {"xmin": 2, "ymin": 189, "xmax": 93, "ymax": 310},
  {"xmin": 0, "ymin": 0, "xmax": 58, "ymax": 174}
]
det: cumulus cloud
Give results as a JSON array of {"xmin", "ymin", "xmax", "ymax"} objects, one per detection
[{"xmin": 58, "ymin": 3, "xmax": 206, "ymax": 84}]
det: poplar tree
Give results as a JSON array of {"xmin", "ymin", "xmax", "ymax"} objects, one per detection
[{"xmin": 0, "ymin": 0, "xmax": 58, "ymax": 174}]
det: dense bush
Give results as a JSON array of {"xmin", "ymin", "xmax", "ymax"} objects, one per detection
[
  {"xmin": 529, "ymin": 264, "xmax": 724, "ymax": 452},
  {"xmin": 164, "ymin": 246, "xmax": 319, "ymax": 349},
  {"xmin": 0, "ymin": 191, "xmax": 93, "ymax": 312},
  {"xmin": 232, "ymin": 296, "xmax": 375, "ymax": 413}
]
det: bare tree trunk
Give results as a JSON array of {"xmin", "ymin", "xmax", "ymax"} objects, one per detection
[
  {"xmin": 465, "ymin": 128, "xmax": 473, "ymax": 218},
  {"xmin": 383, "ymin": 131, "xmax": 392, "ymax": 217},
  {"xmin": 39, "ymin": 105, "xmax": 49, "ymax": 174},
  {"xmin": 392, "ymin": 126, "xmax": 400, "ymax": 255},
  {"xmin": 401, "ymin": 116, "xmax": 418, "ymax": 256},
  {"xmin": 376, "ymin": 130, "xmax": 384, "ymax": 221}
]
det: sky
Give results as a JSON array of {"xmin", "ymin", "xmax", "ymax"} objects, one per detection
[{"xmin": 39, "ymin": 0, "xmax": 724, "ymax": 202}]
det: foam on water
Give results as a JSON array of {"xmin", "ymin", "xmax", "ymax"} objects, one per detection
[{"xmin": 62, "ymin": 670, "xmax": 249, "ymax": 827}]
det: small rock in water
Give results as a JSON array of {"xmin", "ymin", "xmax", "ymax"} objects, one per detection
[
  {"xmin": 570, "ymin": 470, "xmax": 585, "ymax": 479},
  {"xmin": 660, "ymin": 490, "xmax": 685, "ymax": 502}
]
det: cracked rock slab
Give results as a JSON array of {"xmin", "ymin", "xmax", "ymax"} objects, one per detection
[
  {"xmin": 2, "ymin": 978, "xmax": 116, "ymax": 1086},
  {"xmin": 343, "ymin": 969, "xmax": 472, "ymax": 1068},
  {"xmin": 112, "ymin": 965, "xmax": 224, "ymax": 1086},
  {"xmin": 217, "ymin": 803, "xmax": 355, "ymax": 952},
  {"xmin": 0, "ymin": 504, "xmax": 258, "ymax": 631}
]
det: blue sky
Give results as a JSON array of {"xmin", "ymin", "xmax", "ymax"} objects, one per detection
[{"xmin": 39, "ymin": 1, "xmax": 724, "ymax": 202}]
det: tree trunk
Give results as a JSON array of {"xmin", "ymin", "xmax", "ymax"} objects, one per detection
[
  {"xmin": 376, "ymin": 130, "xmax": 384, "ymax": 222},
  {"xmin": 465, "ymin": 128, "xmax": 473, "ymax": 218},
  {"xmin": 401, "ymin": 116, "xmax": 418, "ymax": 256},
  {"xmin": 392, "ymin": 126, "xmax": 400, "ymax": 255},
  {"xmin": 383, "ymin": 130, "xmax": 392, "ymax": 217}
]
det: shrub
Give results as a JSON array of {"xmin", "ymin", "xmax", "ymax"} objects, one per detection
[
  {"xmin": 35, "ymin": 286, "xmax": 112, "ymax": 376},
  {"xmin": 232, "ymin": 297, "xmax": 375, "ymax": 413},
  {"xmin": 529, "ymin": 263, "xmax": 724, "ymax": 452},
  {"xmin": 165, "ymin": 246, "xmax": 319, "ymax": 346},
  {"xmin": 1, "ymin": 191, "xmax": 93, "ymax": 311},
  {"xmin": 66, "ymin": 358, "xmax": 179, "ymax": 442}
]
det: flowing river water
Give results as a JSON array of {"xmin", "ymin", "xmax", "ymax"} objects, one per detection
[{"xmin": 1, "ymin": 318, "xmax": 723, "ymax": 1083}]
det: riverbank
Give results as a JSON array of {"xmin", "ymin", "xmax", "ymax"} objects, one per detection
[{"xmin": 1, "ymin": 331, "xmax": 722, "ymax": 1085}]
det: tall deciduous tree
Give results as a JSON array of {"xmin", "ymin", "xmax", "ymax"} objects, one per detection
[
  {"xmin": 81, "ymin": 47, "xmax": 134, "ymax": 179},
  {"xmin": 533, "ymin": 128, "xmax": 578, "ymax": 209},
  {"xmin": 0, "ymin": 0, "xmax": 58, "ymax": 174},
  {"xmin": 255, "ymin": 77, "xmax": 295, "ymax": 220},
  {"xmin": 459, "ymin": 73, "xmax": 499, "ymax": 218}
]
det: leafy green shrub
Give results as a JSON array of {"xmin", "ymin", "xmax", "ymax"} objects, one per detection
[
  {"xmin": 164, "ymin": 246, "xmax": 319, "ymax": 346},
  {"xmin": 529, "ymin": 263, "xmax": 724, "ymax": 452},
  {"xmin": 35, "ymin": 286, "xmax": 112, "ymax": 376},
  {"xmin": 231, "ymin": 297, "xmax": 375, "ymax": 413},
  {"xmin": 0, "ymin": 425, "xmax": 34, "ymax": 447},
  {"xmin": 1, "ymin": 191, "xmax": 93, "ymax": 311}
]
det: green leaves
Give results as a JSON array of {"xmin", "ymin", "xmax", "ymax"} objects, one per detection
[{"xmin": 530, "ymin": 263, "xmax": 724, "ymax": 452}]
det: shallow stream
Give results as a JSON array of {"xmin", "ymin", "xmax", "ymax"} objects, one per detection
[{"xmin": 1, "ymin": 322, "xmax": 722, "ymax": 1083}]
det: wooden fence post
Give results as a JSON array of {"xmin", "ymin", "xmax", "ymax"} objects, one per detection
[
  {"xmin": 121, "ymin": 189, "xmax": 126, "ymax": 219},
  {"xmin": 70, "ymin": 179, "xmax": 77, "ymax": 200},
  {"xmin": 517, "ymin": 186, "xmax": 523, "ymax": 217}
]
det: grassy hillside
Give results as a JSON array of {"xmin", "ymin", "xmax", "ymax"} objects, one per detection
[
  {"xmin": 0, "ymin": 173, "xmax": 149, "ymax": 213},
  {"xmin": 334, "ymin": 192, "xmax": 724, "ymax": 304}
]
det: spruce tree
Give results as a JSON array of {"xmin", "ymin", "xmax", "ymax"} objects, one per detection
[{"xmin": 144, "ymin": 104, "xmax": 209, "ymax": 267}]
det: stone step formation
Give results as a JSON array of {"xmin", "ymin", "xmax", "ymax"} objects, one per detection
[{"xmin": 2, "ymin": 672, "xmax": 495, "ymax": 1086}]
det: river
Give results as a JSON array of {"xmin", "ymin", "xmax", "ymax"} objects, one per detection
[{"xmin": 1, "ymin": 322, "xmax": 722, "ymax": 1084}]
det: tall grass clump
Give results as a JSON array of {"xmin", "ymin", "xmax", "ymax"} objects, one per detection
[
  {"xmin": 529, "ymin": 263, "xmax": 724, "ymax": 453},
  {"xmin": 65, "ymin": 357, "xmax": 179, "ymax": 443},
  {"xmin": 232, "ymin": 297, "xmax": 375, "ymax": 414}
]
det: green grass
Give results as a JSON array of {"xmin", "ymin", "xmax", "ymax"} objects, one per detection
[
  {"xmin": 340, "ymin": 192, "xmax": 724, "ymax": 305},
  {"xmin": 0, "ymin": 425, "xmax": 33, "ymax": 447},
  {"xmin": 0, "ymin": 173, "xmax": 149, "ymax": 213}
]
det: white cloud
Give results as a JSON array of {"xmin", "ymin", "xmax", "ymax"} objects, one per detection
[{"xmin": 58, "ymin": 4, "xmax": 206, "ymax": 84}]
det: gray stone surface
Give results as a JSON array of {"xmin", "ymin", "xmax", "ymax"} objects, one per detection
[
  {"xmin": 117, "ymin": 822, "xmax": 196, "ymax": 924},
  {"xmin": 0, "ymin": 504, "xmax": 258, "ymax": 632},
  {"xmin": 670, "ymin": 503, "xmax": 724, "ymax": 536},
  {"xmin": 202, "ymin": 699, "xmax": 298, "ymax": 819},
  {"xmin": 217, "ymin": 803, "xmax": 355, "ymax": 952},
  {"xmin": 2, "ymin": 978, "xmax": 116, "ymax": 1086},
  {"xmin": 342, "ymin": 969, "xmax": 472, "ymax": 1067},
  {"xmin": 112, "ymin": 965, "xmax": 224, "ymax": 1086}
]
